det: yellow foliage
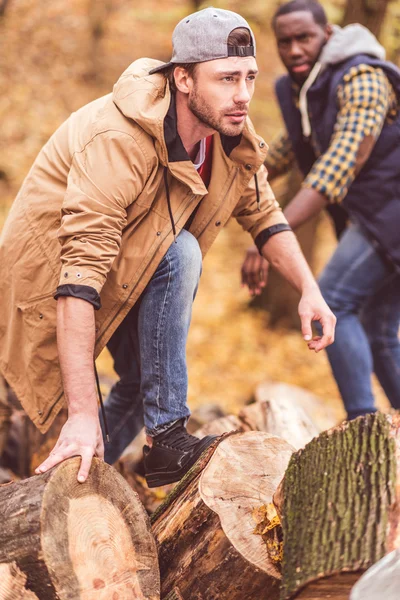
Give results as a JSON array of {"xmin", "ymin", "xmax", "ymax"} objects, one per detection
[{"xmin": 0, "ymin": 0, "xmax": 391, "ymax": 419}]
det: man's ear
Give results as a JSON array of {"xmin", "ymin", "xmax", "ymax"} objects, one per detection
[
  {"xmin": 174, "ymin": 67, "xmax": 193, "ymax": 94},
  {"xmin": 325, "ymin": 23, "xmax": 333, "ymax": 42}
]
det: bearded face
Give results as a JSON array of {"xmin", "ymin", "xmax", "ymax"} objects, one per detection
[{"xmin": 186, "ymin": 56, "xmax": 258, "ymax": 137}]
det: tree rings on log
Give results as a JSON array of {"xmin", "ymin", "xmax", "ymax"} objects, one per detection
[
  {"xmin": 0, "ymin": 562, "xmax": 39, "ymax": 599},
  {"xmin": 0, "ymin": 457, "xmax": 160, "ymax": 599},
  {"xmin": 152, "ymin": 431, "xmax": 295, "ymax": 600}
]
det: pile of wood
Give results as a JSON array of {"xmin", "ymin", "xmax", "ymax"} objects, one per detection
[
  {"xmin": 0, "ymin": 457, "xmax": 160, "ymax": 600},
  {"xmin": 1, "ymin": 382, "xmax": 399, "ymax": 599}
]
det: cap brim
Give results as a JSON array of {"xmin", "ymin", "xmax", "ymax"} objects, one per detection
[{"xmin": 148, "ymin": 62, "xmax": 174, "ymax": 75}]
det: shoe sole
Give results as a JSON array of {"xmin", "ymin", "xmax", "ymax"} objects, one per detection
[{"xmin": 145, "ymin": 437, "xmax": 216, "ymax": 488}]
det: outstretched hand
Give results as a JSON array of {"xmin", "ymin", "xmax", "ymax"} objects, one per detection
[
  {"xmin": 35, "ymin": 413, "xmax": 104, "ymax": 482},
  {"xmin": 241, "ymin": 245, "xmax": 270, "ymax": 296},
  {"xmin": 298, "ymin": 287, "xmax": 336, "ymax": 352}
]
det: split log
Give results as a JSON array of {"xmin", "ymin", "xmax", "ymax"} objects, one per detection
[
  {"xmin": 193, "ymin": 414, "xmax": 246, "ymax": 438},
  {"xmin": 0, "ymin": 456, "xmax": 160, "ymax": 600},
  {"xmin": 239, "ymin": 397, "xmax": 320, "ymax": 450},
  {"xmin": 254, "ymin": 381, "xmax": 342, "ymax": 431},
  {"xmin": 272, "ymin": 413, "xmax": 400, "ymax": 599},
  {"xmin": 152, "ymin": 431, "xmax": 295, "ymax": 600},
  {"xmin": 0, "ymin": 562, "xmax": 39, "ymax": 599},
  {"xmin": 187, "ymin": 404, "xmax": 226, "ymax": 433}
]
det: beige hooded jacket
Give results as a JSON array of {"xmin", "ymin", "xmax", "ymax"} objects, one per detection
[{"xmin": 0, "ymin": 58, "xmax": 287, "ymax": 432}]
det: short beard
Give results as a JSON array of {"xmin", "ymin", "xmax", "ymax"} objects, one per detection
[{"xmin": 188, "ymin": 84, "xmax": 245, "ymax": 137}]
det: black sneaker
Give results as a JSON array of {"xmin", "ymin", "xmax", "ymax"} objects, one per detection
[{"xmin": 143, "ymin": 419, "xmax": 217, "ymax": 488}]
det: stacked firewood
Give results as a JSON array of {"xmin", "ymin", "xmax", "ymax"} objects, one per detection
[{"xmin": 0, "ymin": 382, "xmax": 398, "ymax": 599}]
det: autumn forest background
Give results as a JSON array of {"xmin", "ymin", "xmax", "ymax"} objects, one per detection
[{"xmin": 1, "ymin": 0, "xmax": 398, "ymax": 423}]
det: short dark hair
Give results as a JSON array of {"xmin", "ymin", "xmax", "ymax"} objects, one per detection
[
  {"xmin": 167, "ymin": 26, "xmax": 252, "ymax": 91},
  {"xmin": 272, "ymin": 0, "xmax": 328, "ymax": 29}
]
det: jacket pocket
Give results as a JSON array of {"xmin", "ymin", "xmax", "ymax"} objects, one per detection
[{"xmin": 17, "ymin": 293, "xmax": 60, "ymax": 418}]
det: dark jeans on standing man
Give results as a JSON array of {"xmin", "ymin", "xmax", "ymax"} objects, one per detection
[{"xmin": 317, "ymin": 223, "xmax": 400, "ymax": 419}]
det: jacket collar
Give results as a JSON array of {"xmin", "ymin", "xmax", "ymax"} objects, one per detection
[{"xmin": 113, "ymin": 58, "xmax": 268, "ymax": 193}]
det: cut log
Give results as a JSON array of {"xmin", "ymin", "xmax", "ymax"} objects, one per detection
[
  {"xmin": 239, "ymin": 397, "xmax": 320, "ymax": 450},
  {"xmin": 0, "ymin": 456, "xmax": 160, "ymax": 600},
  {"xmin": 162, "ymin": 589, "xmax": 184, "ymax": 600},
  {"xmin": 254, "ymin": 381, "xmax": 342, "ymax": 431},
  {"xmin": 274, "ymin": 413, "xmax": 400, "ymax": 599},
  {"xmin": 0, "ymin": 373, "xmax": 11, "ymax": 456},
  {"xmin": 0, "ymin": 562, "xmax": 39, "ymax": 599},
  {"xmin": 152, "ymin": 431, "xmax": 295, "ymax": 600},
  {"xmin": 193, "ymin": 414, "xmax": 246, "ymax": 438},
  {"xmin": 0, "ymin": 465, "xmax": 17, "ymax": 484},
  {"xmin": 187, "ymin": 404, "xmax": 226, "ymax": 433},
  {"xmin": 1, "ymin": 407, "xmax": 67, "ymax": 478}
]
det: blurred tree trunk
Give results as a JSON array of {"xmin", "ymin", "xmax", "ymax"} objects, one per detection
[
  {"xmin": 87, "ymin": 0, "xmax": 110, "ymax": 81},
  {"xmin": 251, "ymin": 167, "xmax": 319, "ymax": 329},
  {"xmin": 0, "ymin": 0, "xmax": 10, "ymax": 18},
  {"xmin": 342, "ymin": 0, "xmax": 392, "ymax": 38}
]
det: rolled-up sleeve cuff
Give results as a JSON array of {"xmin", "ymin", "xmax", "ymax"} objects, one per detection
[
  {"xmin": 54, "ymin": 284, "xmax": 101, "ymax": 310},
  {"xmin": 254, "ymin": 224, "xmax": 292, "ymax": 254}
]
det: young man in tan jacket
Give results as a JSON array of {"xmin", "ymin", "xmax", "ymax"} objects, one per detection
[{"xmin": 0, "ymin": 8, "xmax": 335, "ymax": 487}]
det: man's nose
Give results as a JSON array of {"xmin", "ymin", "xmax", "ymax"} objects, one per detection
[
  {"xmin": 234, "ymin": 80, "xmax": 251, "ymax": 104},
  {"xmin": 289, "ymin": 41, "xmax": 303, "ymax": 59}
]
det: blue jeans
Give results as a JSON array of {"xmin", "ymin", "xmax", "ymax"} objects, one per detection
[
  {"xmin": 317, "ymin": 223, "xmax": 400, "ymax": 419},
  {"xmin": 101, "ymin": 230, "xmax": 202, "ymax": 464}
]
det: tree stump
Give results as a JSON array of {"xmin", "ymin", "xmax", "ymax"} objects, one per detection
[
  {"xmin": 0, "ymin": 563, "xmax": 39, "ymax": 599},
  {"xmin": 152, "ymin": 431, "xmax": 295, "ymax": 600},
  {"xmin": 0, "ymin": 457, "xmax": 160, "ymax": 600},
  {"xmin": 273, "ymin": 413, "xmax": 400, "ymax": 599}
]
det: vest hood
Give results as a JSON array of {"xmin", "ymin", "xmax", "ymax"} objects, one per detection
[{"xmin": 319, "ymin": 24, "xmax": 386, "ymax": 66}]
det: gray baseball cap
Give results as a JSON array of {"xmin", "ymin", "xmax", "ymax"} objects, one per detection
[{"xmin": 149, "ymin": 7, "xmax": 256, "ymax": 74}]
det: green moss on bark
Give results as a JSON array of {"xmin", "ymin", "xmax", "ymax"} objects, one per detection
[{"xmin": 281, "ymin": 413, "xmax": 396, "ymax": 599}]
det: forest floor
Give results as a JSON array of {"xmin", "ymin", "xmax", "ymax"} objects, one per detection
[{"xmin": 0, "ymin": 0, "xmax": 389, "ymax": 424}]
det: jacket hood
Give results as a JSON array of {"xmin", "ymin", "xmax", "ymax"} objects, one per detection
[
  {"xmin": 299, "ymin": 24, "xmax": 386, "ymax": 137},
  {"xmin": 112, "ymin": 58, "xmax": 172, "ymax": 166},
  {"xmin": 319, "ymin": 24, "xmax": 386, "ymax": 66}
]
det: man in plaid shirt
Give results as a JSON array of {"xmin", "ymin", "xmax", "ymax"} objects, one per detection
[{"xmin": 242, "ymin": 0, "xmax": 400, "ymax": 419}]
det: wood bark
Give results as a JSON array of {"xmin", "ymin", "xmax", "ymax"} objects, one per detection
[
  {"xmin": 0, "ymin": 456, "xmax": 160, "ymax": 600},
  {"xmin": 342, "ymin": 0, "xmax": 391, "ymax": 39},
  {"xmin": 0, "ymin": 563, "xmax": 39, "ymax": 599},
  {"xmin": 152, "ymin": 431, "xmax": 295, "ymax": 600},
  {"xmin": 270, "ymin": 413, "xmax": 400, "ymax": 599}
]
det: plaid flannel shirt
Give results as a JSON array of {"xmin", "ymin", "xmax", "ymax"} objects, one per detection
[{"xmin": 265, "ymin": 65, "xmax": 398, "ymax": 203}]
